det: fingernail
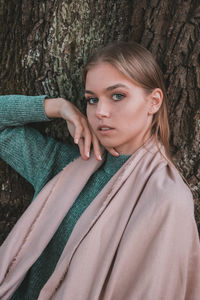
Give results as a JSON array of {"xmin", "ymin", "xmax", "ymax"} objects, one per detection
[
  {"xmin": 74, "ymin": 138, "xmax": 78, "ymax": 144},
  {"xmin": 86, "ymin": 152, "xmax": 90, "ymax": 158},
  {"xmin": 98, "ymin": 154, "xmax": 102, "ymax": 161}
]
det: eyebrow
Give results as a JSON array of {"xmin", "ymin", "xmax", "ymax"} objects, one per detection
[{"xmin": 85, "ymin": 83, "xmax": 129, "ymax": 95}]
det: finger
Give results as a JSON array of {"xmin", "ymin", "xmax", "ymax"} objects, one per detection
[
  {"xmin": 106, "ymin": 147, "xmax": 120, "ymax": 157},
  {"xmin": 73, "ymin": 122, "xmax": 84, "ymax": 145},
  {"xmin": 92, "ymin": 133, "xmax": 102, "ymax": 161},
  {"xmin": 83, "ymin": 128, "xmax": 92, "ymax": 158},
  {"xmin": 81, "ymin": 119, "xmax": 92, "ymax": 158},
  {"xmin": 78, "ymin": 137, "xmax": 89, "ymax": 160}
]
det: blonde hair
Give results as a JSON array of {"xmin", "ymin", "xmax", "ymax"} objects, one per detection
[{"xmin": 83, "ymin": 41, "xmax": 170, "ymax": 159}]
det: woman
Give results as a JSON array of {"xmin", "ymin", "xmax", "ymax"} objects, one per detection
[{"xmin": 0, "ymin": 41, "xmax": 200, "ymax": 299}]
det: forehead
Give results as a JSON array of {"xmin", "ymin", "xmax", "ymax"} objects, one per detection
[
  {"xmin": 85, "ymin": 63, "xmax": 145, "ymax": 97},
  {"xmin": 85, "ymin": 62, "xmax": 133, "ymax": 89}
]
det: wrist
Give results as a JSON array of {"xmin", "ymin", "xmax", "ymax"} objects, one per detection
[{"xmin": 44, "ymin": 97, "xmax": 66, "ymax": 118}]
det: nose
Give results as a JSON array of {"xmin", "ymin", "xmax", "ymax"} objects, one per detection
[{"xmin": 95, "ymin": 100, "xmax": 111, "ymax": 119}]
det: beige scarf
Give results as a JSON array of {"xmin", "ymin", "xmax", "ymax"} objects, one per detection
[{"xmin": 0, "ymin": 139, "xmax": 200, "ymax": 300}]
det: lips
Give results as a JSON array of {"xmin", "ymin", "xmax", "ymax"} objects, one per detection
[{"xmin": 97, "ymin": 125, "xmax": 114, "ymax": 131}]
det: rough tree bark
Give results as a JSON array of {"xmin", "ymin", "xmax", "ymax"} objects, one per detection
[
  {"xmin": 129, "ymin": 0, "xmax": 200, "ymax": 230},
  {"xmin": 0, "ymin": 0, "xmax": 199, "ymax": 244}
]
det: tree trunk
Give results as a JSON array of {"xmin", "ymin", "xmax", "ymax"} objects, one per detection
[
  {"xmin": 0, "ymin": 0, "xmax": 199, "ymax": 244},
  {"xmin": 129, "ymin": 0, "xmax": 200, "ymax": 230}
]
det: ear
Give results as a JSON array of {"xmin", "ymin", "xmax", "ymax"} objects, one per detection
[{"xmin": 148, "ymin": 88, "xmax": 163, "ymax": 115}]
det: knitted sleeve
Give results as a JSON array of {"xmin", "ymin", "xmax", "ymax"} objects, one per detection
[
  {"xmin": 0, "ymin": 95, "xmax": 49, "ymax": 130},
  {"xmin": 0, "ymin": 95, "xmax": 80, "ymax": 192}
]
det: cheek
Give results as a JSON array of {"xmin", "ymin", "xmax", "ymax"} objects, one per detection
[
  {"xmin": 122, "ymin": 104, "xmax": 149, "ymax": 127},
  {"xmin": 132, "ymin": 100, "xmax": 149, "ymax": 117}
]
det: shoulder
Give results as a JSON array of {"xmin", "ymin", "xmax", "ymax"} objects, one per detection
[{"xmin": 144, "ymin": 161, "xmax": 194, "ymax": 217}]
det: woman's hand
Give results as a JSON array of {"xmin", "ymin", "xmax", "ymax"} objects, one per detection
[
  {"xmin": 44, "ymin": 98, "xmax": 119, "ymax": 160},
  {"xmin": 60, "ymin": 99, "xmax": 102, "ymax": 160}
]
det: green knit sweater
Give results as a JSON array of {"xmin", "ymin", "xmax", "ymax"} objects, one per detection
[{"xmin": 0, "ymin": 95, "xmax": 129, "ymax": 299}]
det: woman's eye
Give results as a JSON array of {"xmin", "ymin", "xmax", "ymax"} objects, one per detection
[
  {"xmin": 85, "ymin": 97, "xmax": 98, "ymax": 104},
  {"xmin": 112, "ymin": 93, "xmax": 125, "ymax": 101}
]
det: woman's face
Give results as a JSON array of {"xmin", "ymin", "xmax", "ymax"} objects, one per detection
[{"xmin": 85, "ymin": 62, "xmax": 155, "ymax": 155}]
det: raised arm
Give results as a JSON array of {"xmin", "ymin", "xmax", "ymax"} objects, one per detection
[
  {"xmin": 0, "ymin": 95, "xmax": 80, "ymax": 193},
  {"xmin": 0, "ymin": 95, "xmax": 116, "ymax": 192}
]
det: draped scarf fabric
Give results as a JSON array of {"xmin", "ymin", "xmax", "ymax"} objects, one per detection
[{"xmin": 0, "ymin": 139, "xmax": 200, "ymax": 299}]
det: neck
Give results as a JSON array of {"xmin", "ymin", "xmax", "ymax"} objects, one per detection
[{"xmin": 115, "ymin": 132, "xmax": 152, "ymax": 155}]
